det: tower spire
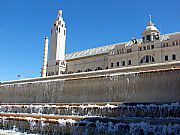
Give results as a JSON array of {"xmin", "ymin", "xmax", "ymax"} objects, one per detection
[
  {"xmin": 147, "ymin": 14, "xmax": 154, "ymax": 26},
  {"xmin": 149, "ymin": 14, "xmax": 152, "ymax": 23},
  {"xmin": 58, "ymin": 10, "xmax": 62, "ymax": 18}
]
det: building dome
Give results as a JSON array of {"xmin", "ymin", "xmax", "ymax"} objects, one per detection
[
  {"xmin": 142, "ymin": 15, "xmax": 160, "ymax": 43},
  {"xmin": 142, "ymin": 21, "xmax": 159, "ymax": 34}
]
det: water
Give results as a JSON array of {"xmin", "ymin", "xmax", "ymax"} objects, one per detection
[
  {"xmin": 0, "ymin": 69, "xmax": 180, "ymax": 134},
  {"xmin": 0, "ymin": 103, "xmax": 180, "ymax": 134},
  {"xmin": 1, "ymin": 69, "xmax": 180, "ymax": 103}
]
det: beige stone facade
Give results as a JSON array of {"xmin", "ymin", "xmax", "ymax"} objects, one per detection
[
  {"xmin": 46, "ymin": 11, "xmax": 180, "ymax": 76},
  {"xmin": 65, "ymin": 25, "xmax": 180, "ymax": 74}
]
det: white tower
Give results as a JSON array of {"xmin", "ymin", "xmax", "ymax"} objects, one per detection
[
  {"xmin": 47, "ymin": 10, "xmax": 66, "ymax": 76},
  {"xmin": 41, "ymin": 37, "xmax": 49, "ymax": 77}
]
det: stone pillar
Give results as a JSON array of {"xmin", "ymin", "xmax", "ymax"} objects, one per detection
[{"xmin": 41, "ymin": 37, "xmax": 48, "ymax": 77}]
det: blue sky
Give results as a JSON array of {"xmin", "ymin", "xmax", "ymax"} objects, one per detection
[{"xmin": 0, "ymin": 0, "xmax": 180, "ymax": 81}]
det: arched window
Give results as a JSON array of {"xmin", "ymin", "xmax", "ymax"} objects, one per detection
[
  {"xmin": 85, "ymin": 69, "xmax": 92, "ymax": 72},
  {"xmin": 95, "ymin": 67, "xmax": 103, "ymax": 71},
  {"xmin": 140, "ymin": 55, "xmax": 155, "ymax": 64},
  {"xmin": 76, "ymin": 70, "xmax": 82, "ymax": 73}
]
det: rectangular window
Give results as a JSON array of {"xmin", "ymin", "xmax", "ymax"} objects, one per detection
[
  {"xmin": 117, "ymin": 50, "xmax": 120, "ymax": 54},
  {"xmin": 128, "ymin": 60, "xmax": 131, "ymax": 65},
  {"xmin": 176, "ymin": 41, "xmax": 179, "ymax": 45},
  {"xmin": 147, "ymin": 35, "xmax": 151, "ymax": 41},
  {"xmin": 56, "ymin": 61, "xmax": 59, "ymax": 65},
  {"xmin": 116, "ymin": 62, "xmax": 119, "ymax": 67},
  {"xmin": 147, "ymin": 45, "xmax": 150, "ymax": 50},
  {"xmin": 163, "ymin": 43, "xmax": 168, "ymax": 47},
  {"xmin": 111, "ymin": 63, "xmax": 114, "ymax": 67},
  {"xmin": 165, "ymin": 55, "xmax": 168, "ymax": 61},
  {"xmin": 122, "ymin": 61, "xmax": 125, "ymax": 66},
  {"xmin": 143, "ymin": 46, "xmax": 146, "ymax": 50},
  {"xmin": 139, "ymin": 47, "xmax": 142, "ymax": 51},
  {"xmin": 173, "ymin": 42, "xmax": 175, "ymax": 46},
  {"xmin": 151, "ymin": 45, "xmax": 154, "ymax": 49},
  {"xmin": 127, "ymin": 49, "xmax": 131, "ymax": 53},
  {"xmin": 172, "ymin": 54, "xmax": 176, "ymax": 60}
]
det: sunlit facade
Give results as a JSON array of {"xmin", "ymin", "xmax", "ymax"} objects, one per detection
[{"xmin": 46, "ymin": 11, "xmax": 180, "ymax": 76}]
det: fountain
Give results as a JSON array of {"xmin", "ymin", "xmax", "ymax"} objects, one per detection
[
  {"xmin": 0, "ymin": 65, "xmax": 180, "ymax": 134},
  {"xmin": 0, "ymin": 103, "xmax": 180, "ymax": 134}
]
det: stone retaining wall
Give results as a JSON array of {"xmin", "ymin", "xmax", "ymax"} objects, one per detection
[{"xmin": 0, "ymin": 62, "xmax": 180, "ymax": 103}]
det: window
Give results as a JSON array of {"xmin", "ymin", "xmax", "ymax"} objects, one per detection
[
  {"xmin": 56, "ymin": 61, "xmax": 59, "ymax": 65},
  {"xmin": 52, "ymin": 72, "xmax": 54, "ymax": 75},
  {"xmin": 85, "ymin": 69, "xmax": 92, "ymax": 72},
  {"xmin": 127, "ymin": 49, "xmax": 131, "ymax": 53},
  {"xmin": 172, "ymin": 54, "xmax": 176, "ymax": 60},
  {"xmin": 165, "ymin": 55, "xmax": 168, "ymax": 61},
  {"xmin": 76, "ymin": 70, "xmax": 82, "ymax": 73},
  {"xmin": 139, "ymin": 47, "xmax": 142, "ymax": 51},
  {"xmin": 64, "ymin": 30, "xmax": 66, "ymax": 36},
  {"xmin": 143, "ymin": 46, "xmax": 146, "ymax": 50},
  {"xmin": 163, "ymin": 43, "xmax": 168, "ymax": 47},
  {"xmin": 59, "ymin": 28, "xmax": 60, "ymax": 33},
  {"xmin": 176, "ymin": 41, "xmax": 179, "ymax": 45},
  {"xmin": 151, "ymin": 45, "xmax": 154, "ymax": 49},
  {"xmin": 117, "ymin": 50, "xmax": 120, "ymax": 54},
  {"xmin": 147, "ymin": 45, "xmax": 150, "ymax": 50},
  {"xmin": 140, "ymin": 55, "xmax": 155, "ymax": 63},
  {"xmin": 68, "ymin": 71, "xmax": 73, "ymax": 74},
  {"xmin": 154, "ymin": 34, "xmax": 159, "ymax": 40},
  {"xmin": 117, "ymin": 62, "xmax": 119, "ymax": 67},
  {"xmin": 56, "ymin": 71, "xmax": 58, "ymax": 75},
  {"xmin": 122, "ymin": 61, "xmax": 125, "ymax": 66},
  {"xmin": 95, "ymin": 67, "xmax": 103, "ymax": 71},
  {"xmin": 111, "ymin": 63, "xmax": 114, "ymax": 67},
  {"xmin": 146, "ymin": 35, "xmax": 151, "ymax": 41},
  {"xmin": 120, "ymin": 49, "xmax": 124, "ymax": 54},
  {"xmin": 60, "ymin": 71, "xmax": 64, "ymax": 74},
  {"xmin": 173, "ymin": 42, "xmax": 175, "ymax": 46},
  {"xmin": 128, "ymin": 60, "xmax": 131, "ymax": 65}
]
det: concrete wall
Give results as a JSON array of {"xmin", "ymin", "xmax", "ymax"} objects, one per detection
[{"xmin": 0, "ymin": 62, "xmax": 180, "ymax": 103}]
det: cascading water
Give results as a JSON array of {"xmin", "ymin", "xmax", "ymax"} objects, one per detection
[
  {"xmin": 0, "ymin": 69, "xmax": 180, "ymax": 134},
  {"xmin": 0, "ymin": 103, "xmax": 180, "ymax": 134}
]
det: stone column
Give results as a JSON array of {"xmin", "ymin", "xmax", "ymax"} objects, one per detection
[{"xmin": 41, "ymin": 37, "xmax": 48, "ymax": 77}]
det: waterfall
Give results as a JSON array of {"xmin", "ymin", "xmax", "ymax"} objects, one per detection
[
  {"xmin": 0, "ymin": 68, "xmax": 180, "ymax": 134},
  {"xmin": 0, "ymin": 103, "xmax": 180, "ymax": 134}
]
